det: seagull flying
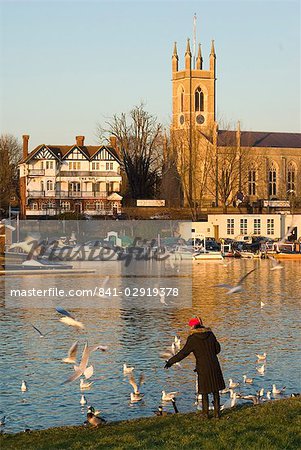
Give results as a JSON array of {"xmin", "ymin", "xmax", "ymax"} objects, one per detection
[
  {"xmin": 63, "ymin": 342, "xmax": 93, "ymax": 383},
  {"xmin": 268, "ymin": 255, "xmax": 283, "ymax": 271},
  {"xmin": 56, "ymin": 307, "xmax": 84, "ymax": 329},
  {"xmin": 31, "ymin": 324, "xmax": 51, "ymax": 338},
  {"xmin": 128, "ymin": 373, "xmax": 145, "ymax": 402},
  {"xmin": 62, "ymin": 341, "xmax": 79, "ymax": 364},
  {"xmin": 215, "ymin": 268, "xmax": 256, "ymax": 294}
]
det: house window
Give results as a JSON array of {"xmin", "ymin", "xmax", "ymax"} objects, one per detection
[
  {"xmin": 46, "ymin": 180, "xmax": 53, "ymax": 190},
  {"xmin": 248, "ymin": 169, "xmax": 256, "ymax": 196},
  {"xmin": 227, "ymin": 218, "xmax": 234, "ymax": 235},
  {"xmin": 254, "ymin": 218, "xmax": 261, "ymax": 235},
  {"xmin": 106, "ymin": 162, "xmax": 114, "ymax": 171},
  {"xmin": 85, "ymin": 203, "xmax": 95, "ymax": 210},
  {"xmin": 106, "ymin": 181, "xmax": 114, "ymax": 193},
  {"xmin": 95, "ymin": 201, "xmax": 104, "ymax": 210},
  {"xmin": 69, "ymin": 182, "xmax": 80, "ymax": 192},
  {"xmin": 68, "ymin": 161, "xmax": 81, "ymax": 170},
  {"xmin": 240, "ymin": 218, "xmax": 248, "ymax": 235},
  {"xmin": 31, "ymin": 202, "xmax": 38, "ymax": 210},
  {"xmin": 92, "ymin": 162, "xmax": 100, "ymax": 170},
  {"xmin": 46, "ymin": 161, "xmax": 54, "ymax": 170},
  {"xmin": 268, "ymin": 164, "xmax": 277, "ymax": 196},
  {"xmin": 194, "ymin": 87, "xmax": 204, "ymax": 112},
  {"xmin": 267, "ymin": 219, "xmax": 274, "ymax": 235},
  {"xmin": 287, "ymin": 162, "xmax": 296, "ymax": 193},
  {"xmin": 61, "ymin": 201, "xmax": 70, "ymax": 211}
]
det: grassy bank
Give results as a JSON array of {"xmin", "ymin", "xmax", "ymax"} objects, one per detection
[{"xmin": 1, "ymin": 398, "xmax": 301, "ymax": 450}]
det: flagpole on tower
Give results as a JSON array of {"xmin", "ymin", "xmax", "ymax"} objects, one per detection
[{"xmin": 193, "ymin": 13, "xmax": 197, "ymax": 69}]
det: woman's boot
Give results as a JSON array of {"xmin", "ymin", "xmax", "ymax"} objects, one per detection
[
  {"xmin": 201, "ymin": 393, "xmax": 209, "ymax": 418},
  {"xmin": 213, "ymin": 392, "xmax": 221, "ymax": 419}
]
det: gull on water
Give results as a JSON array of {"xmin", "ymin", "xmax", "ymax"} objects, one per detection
[
  {"xmin": 21, "ymin": 381, "xmax": 28, "ymax": 392},
  {"xmin": 56, "ymin": 307, "xmax": 84, "ymax": 330},
  {"xmin": 128, "ymin": 373, "xmax": 145, "ymax": 402},
  {"xmin": 0, "ymin": 416, "xmax": 5, "ymax": 426},
  {"xmin": 123, "ymin": 364, "xmax": 134, "ymax": 375},
  {"xmin": 215, "ymin": 268, "xmax": 256, "ymax": 294},
  {"xmin": 62, "ymin": 341, "xmax": 79, "ymax": 364},
  {"xmin": 63, "ymin": 343, "xmax": 93, "ymax": 383},
  {"xmin": 80, "ymin": 378, "xmax": 94, "ymax": 390},
  {"xmin": 266, "ymin": 391, "xmax": 272, "ymax": 400},
  {"xmin": 260, "ymin": 301, "xmax": 265, "ymax": 308},
  {"xmin": 256, "ymin": 365, "xmax": 265, "ymax": 374},
  {"xmin": 229, "ymin": 379, "xmax": 240, "ymax": 388},
  {"xmin": 256, "ymin": 352, "xmax": 267, "ymax": 361},
  {"xmin": 162, "ymin": 391, "xmax": 178, "ymax": 402},
  {"xmin": 174, "ymin": 336, "xmax": 181, "ymax": 350},
  {"xmin": 272, "ymin": 384, "xmax": 286, "ymax": 395},
  {"xmin": 80, "ymin": 395, "xmax": 87, "ymax": 406},
  {"xmin": 237, "ymin": 394, "xmax": 260, "ymax": 405},
  {"xmin": 243, "ymin": 375, "xmax": 253, "ymax": 384}
]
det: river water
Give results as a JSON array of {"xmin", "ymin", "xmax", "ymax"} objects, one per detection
[{"xmin": 0, "ymin": 258, "xmax": 300, "ymax": 433}]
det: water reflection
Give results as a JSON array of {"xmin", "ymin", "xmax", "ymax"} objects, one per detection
[{"xmin": 0, "ymin": 259, "xmax": 300, "ymax": 433}]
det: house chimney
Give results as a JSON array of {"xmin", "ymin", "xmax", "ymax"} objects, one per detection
[
  {"xmin": 109, "ymin": 136, "xmax": 117, "ymax": 148},
  {"xmin": 76, "ymin": 136, "xmax": 85, "ymax": 146},
  {"xmin": 22, "ymin": 135, "xmax": 29, "ymax": 159}
]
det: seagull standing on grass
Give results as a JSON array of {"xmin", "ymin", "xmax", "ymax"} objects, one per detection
[{"xmin": 215, "ymin": 268, "xmax": 256, "ymax": 294}]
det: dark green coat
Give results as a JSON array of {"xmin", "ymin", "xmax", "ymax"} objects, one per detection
[{"xmin": 167, "ymin": 327, "xmax": 225, "ymax": 394}]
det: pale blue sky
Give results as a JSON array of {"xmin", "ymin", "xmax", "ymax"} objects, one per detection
[{"xmin": 0, "ymin": 0, "xmax": 300, "ymax": 150}]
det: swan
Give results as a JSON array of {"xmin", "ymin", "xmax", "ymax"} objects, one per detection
[
  {"xmin": 272, "ymin": 384, "xmax": 286, "ymax": 395},
  {"xmin": 221, "ymin": 392, "xmax": 237, "ymax": 410},
  {"xmin": 243, "ymin": 375, "xmax": 253, "ymax": 384},
  {"xmin": 229, "ymin": 379, "xmax": 239, "ymax": 388}
]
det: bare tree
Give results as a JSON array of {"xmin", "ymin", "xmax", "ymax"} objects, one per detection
[
  {"xmin": 170, "ymin": 128, "xmax": 213, "ymax": 220},
  {"xmin": 97, "ymin": 104, "xmax": 163, "ymax": 201},
  {"xmin": 0, "ymin": 134, "xmax": 21, "ymax": 216}
]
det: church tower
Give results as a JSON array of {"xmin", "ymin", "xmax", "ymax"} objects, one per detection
[{"xmin": 171, "ymin": 38, "xmax": 216, "ymax": 139}]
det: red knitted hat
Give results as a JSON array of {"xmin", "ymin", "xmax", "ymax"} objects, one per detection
[{"xmin": 188, "ymin": 317, "xmax": 203, "ymax": 327}]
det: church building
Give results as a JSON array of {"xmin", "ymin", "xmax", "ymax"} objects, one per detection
[{"xmin": 169, "ymin": 38, "xmax": 301, "ymax": 214}]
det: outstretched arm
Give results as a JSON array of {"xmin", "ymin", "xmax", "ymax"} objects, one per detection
[{"xmin": 166, "ymin": 336, "xmax": 193, "ymax": 367}]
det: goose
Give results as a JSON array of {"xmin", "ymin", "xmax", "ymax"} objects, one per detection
[
  {"xmin": 243, "ymin": 375, "xmax": 253, "ymax": 384},
  {"xmin": 63, "ymin": 342, "xmax": 93, "ymax": 384},
  {"xmin": 62, "ymin": 341, "xmax": 79, "ymax": 364},
  {"xmin": 154, "ymin": 398, "xmax": 179, "ymax": 415},
  {"xmin": 256, "ymin": 352, "xmax": 267, "ymax": 361},
  {"xmin": 215, "ymin": 268, "xmax": 256, "ymax": 294},
  {"xmin": 128, "ymin": 373, "xmax": 145, "ymax": 402},
  {"xmin": 161, "ymin": 390, "xmax": 178, "ymax": 401},
  {"xmin": 272, "ymin": 384, "xmax": 286, "ymax": 395},
  {"xmin": 21, "ymin": 380, "xmax": 28, "ymax": 392},
  {"xmin": 229, "ymin": 379, "xmax": 240, "ymax": 388},
  {"xmin": 123, "ymin": 364, "xmax": 134, "ymax": 375},
  {"xmin": 56, "ymin": 307, "xmax": 84, "ymax": 329},
  {"xmin": 220, "ymin": 392, "xmax": 237, "ymax": 410},
  {"xmin": 86, "ymin": 406, "xmax": 106, "ymax": 426},
  {"xmin": 256, "ymin": 365, "xmax": 265, "ymax": 374},
  {"xmin": 268, "ymin": 255, "xmax": 283, "ymax": 271},
  {"xmin": 80, "ymin": 378, "xmax": 94, "ymax": 390},
  {"xmin": 80, "ymin": 395, "xmax": 87, "ymax": 406}
]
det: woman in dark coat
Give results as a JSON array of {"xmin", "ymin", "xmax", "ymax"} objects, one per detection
[{"xmin": 165, "ymin": 317, "xmax": 225, "ymax": 418}]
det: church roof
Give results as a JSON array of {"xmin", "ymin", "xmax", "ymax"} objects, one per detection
[{"xmin": 218, "ymin": 130, "xmax": 301, "ymax": 148}]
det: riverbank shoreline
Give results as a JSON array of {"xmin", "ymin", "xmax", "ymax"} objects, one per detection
[{"xmin": 1, "ymin": 398, "xmax": 300, "ymax": 449}]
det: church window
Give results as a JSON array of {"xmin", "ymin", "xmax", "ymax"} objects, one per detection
[
  {"xmin": 268, "ymin": 164, "xmax": 277, "ymax": 196},
  {"xmin": 287, "ymin": 162, "xmax": 296, "ymax": 193},
  {"xmin": 180, "ymin": 88, "xmax": 184, "ymax": 112},
  {"xmin": 195, "ymin": 87, "xmax": 204, "ymax": 112},
  {"xmin": 248, "ymin": 169, "xmax": 256, "ymax": 195}
]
